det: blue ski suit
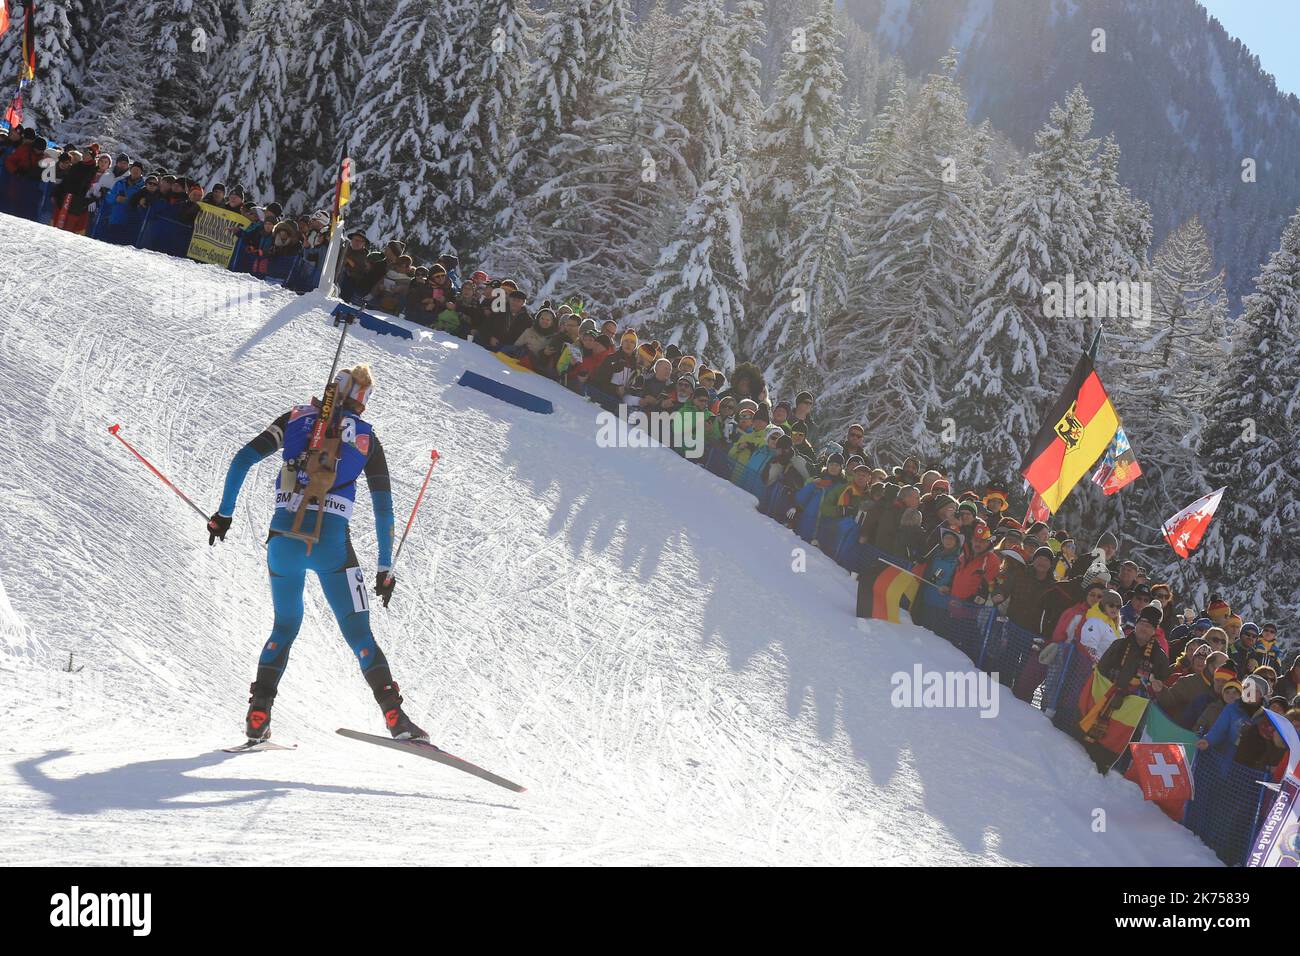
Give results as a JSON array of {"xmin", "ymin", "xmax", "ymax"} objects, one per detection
[{"xmin": 217, "ymin": 404, "xmax": 396, "ymax": 690}]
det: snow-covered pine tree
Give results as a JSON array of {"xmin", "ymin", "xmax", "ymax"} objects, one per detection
[
  {"xmin": 484, "ymin": 1, "xmax": 684, "ymax": 311},
  {"xmin": 277, "ymin": 0, "xmax": 370, "ymax": 211},
  {"xmin": 512, "ymin": 0, "xmax": 629, "ymax": 154},
  {"xmin": 345, "ymin": 0, "xmax": 459, "ymax": 250},
  {"xmin": 479, "ymin": 0, "xmax": 634, "ymax": 298},
  {"xmin": 60, "ymin": 1, "xmax": 150, "ymax": 152},
  {"xmin": 1090, "ymin": 136, "xmax": 1151, "ymax": 288},
  {"xmin": 0, "ymin": 0, "xmax": 92, "ymax": 132},
  {"xmin": 745, "ymin": 0, "xmax": 847, "ymax": 374},
  {"xmin": 1053, "ymin": 133, "xmax": 1152, "ymax": 547},
  {"xmin": 137, "ymin": 0, "xmax": 231, "ymax": 169},
  {"xmin": 442, "ymin": 0, "xmax": 532, "ymax": 256},
  {"xmin": 944, "ymin": 87, "xmax": 1100, "ymax": 488},
  {"xmin": 822, "ymin": 54, "xmax": 988, "ymax": 465},
  {"xmin": 750, "ymin": 127, "xmax": 860, "ymax": 403},
  {"xmin": 1188, "ymin": 208, "xmax": 1300, "ymax": 616},
  {"xmin": 717, "ymin": 0, "xmax": 765, "ymax": 170},
  {"xmin": 634, "ymin": 149, "xmax": 748, "ymax": 370},
  {"xmin": 194, "ymin": 0, "xmax": 301, "ymax": 200},
  {"xmin": 1107, "ymin": 217, "xmax": 1227, "ymax": 565},
  {"xmin": 661, "ymin": 0, "xmax": 731, "ymax": 187}
]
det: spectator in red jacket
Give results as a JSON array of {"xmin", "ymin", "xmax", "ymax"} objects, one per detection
[{"xmin": 951, "ymin": 519, "xmax": 1000, "ymax": 602}]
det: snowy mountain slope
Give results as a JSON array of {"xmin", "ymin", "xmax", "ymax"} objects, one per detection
[
  {"xmin": 844, "ymin": 0, "xmax": 1300, "ymax": 305},
  {"xmin": 0, "ymin": 218, "xmax": 1218, "ymax": 865}
]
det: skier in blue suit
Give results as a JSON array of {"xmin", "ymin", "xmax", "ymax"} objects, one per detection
[{"xmin": 208, "ymin": 364, "xmax": 427, "ymax": 743}]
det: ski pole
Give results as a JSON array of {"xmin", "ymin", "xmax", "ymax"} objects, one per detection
[
  {"xmin": 386, "ymin": 449, "xmax": 440, "ymax": 586},
  {"xmin": 107, "ymin": 423, "xmax": 208, "ymax": 521}
]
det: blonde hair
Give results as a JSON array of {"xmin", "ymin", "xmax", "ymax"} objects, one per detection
[
  {"xmin": 349, "ymin": 364, "xmax": 373, "ymax": 391},
  {"xmin": 339, "ymin": 364, "xmax": 374, "ymax": 409}
]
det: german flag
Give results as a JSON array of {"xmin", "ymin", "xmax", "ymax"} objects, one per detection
[
  {"xmin": 329, "ymin": 153, "xmax": 351, "ymax": 229},
  {"xmin": 1020, "ymin": 350, "xmax": 1118, "ymax": 512},
  {"xmin": 19, "ymin": 0, "xmax": 35, "ymax": 81},
  {"xmin": 870, "ymin": 560, "xmax": 924, "ymax": 623}
]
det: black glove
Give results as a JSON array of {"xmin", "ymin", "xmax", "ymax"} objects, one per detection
[
  {"xmin": 207, "ymin": 512, "xmax": 231, "ymax": 546},
  {"xmin": 374, "ymin": 571, "xmax": 396, "ymax": 609}
]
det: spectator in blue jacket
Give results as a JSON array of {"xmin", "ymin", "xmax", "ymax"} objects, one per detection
[
  {"xmin": 1197, "ymin": 674, "xmax": 1269, "ymax": 758},
  {"xmin": 917, "ymin": 528, "xmax": 963, "ymax": 628},
  {"xmin": 106, "ymin": 161, "xmax": 146, "ymax": 226}
]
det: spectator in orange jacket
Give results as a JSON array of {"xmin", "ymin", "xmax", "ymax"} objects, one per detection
[{"xmin": 951, "ymin": 519, "xmax": 1000, "ymax": 602}]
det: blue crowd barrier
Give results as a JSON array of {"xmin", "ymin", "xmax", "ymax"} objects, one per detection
[
  {"xmin": 702, "ymin": 444, "xmax": 734, "ymax": 480},
  {"xmin": 794, "ymin": 487, "xmax": 824, "ymax": 541},
  {"xmin": 0, "ymin": 169, "xmax": 49, "ymax": 221},
  {"xmin": 458, "ymin": 369, "xmax": 554, "ymax": 414},
  {"xmin": 735, "ymin": 448, "xmax": 772, "ymax": 498},
  {"xmin": 978, "ymin": 616, "xmax": 1039, "ymax": 688},
  {"xmin": 938, "ymin": 597, "xmax": 992, "ymax": 661},
  {"xmin": 1183, "ymin": 747, "xmax": 1273, "ymax": 866},
  {"xmin": 137, "ymin": 206, "xmax": 194, "ymax": 257}
]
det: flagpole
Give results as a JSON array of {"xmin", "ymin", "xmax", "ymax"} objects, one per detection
[{"xmin": 874, "ymin": 556, "xmax": 940, "ymax": 590}]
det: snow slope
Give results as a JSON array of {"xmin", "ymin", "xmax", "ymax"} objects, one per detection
[{"xmin": 0, "ymin": 217, "xmax": 1219, "ymax": 866}]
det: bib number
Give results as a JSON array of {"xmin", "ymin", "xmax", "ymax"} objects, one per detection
[{"xmin": 350, "ymin": 567, "xmax": 369, "ymax": 613}]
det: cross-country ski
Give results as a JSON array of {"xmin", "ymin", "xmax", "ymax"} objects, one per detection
[
  {"xmin": 336, "ymin": 729, "xmax": 526, "ymax": 793},
  {"xmin": 221, "ymin": 740, "xmax": 298, "ymax": 754}
]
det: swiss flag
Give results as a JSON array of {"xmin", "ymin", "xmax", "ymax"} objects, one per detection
[
  {"xmin": 1024, "ymin": 492, "xmax": 1051, "ymax": 525},
  {"xmin": 1126, "ymin": 743, "xmax": 1193, "ymax": 808},
  {"xmin": 1161, "ymin": 487, "xmax": 1225, "ymax": 558}
]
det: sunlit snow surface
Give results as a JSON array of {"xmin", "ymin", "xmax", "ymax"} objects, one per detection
[{"xmin": 0, "ymin": 217, "xmax": 1217, "ymax": 865}]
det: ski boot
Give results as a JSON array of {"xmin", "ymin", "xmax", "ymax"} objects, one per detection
[
  {"xmin": 374, "ymin": 682, "xmax": 430, "ymax": 743},
  {"xmin": 244, "ymin": 681, "xmax": 275, "ymax": 742}
]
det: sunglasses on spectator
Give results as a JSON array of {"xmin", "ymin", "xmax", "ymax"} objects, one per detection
[{"xmin": 738, "ymin": 412, "xmax": 754, "ymax": 421}]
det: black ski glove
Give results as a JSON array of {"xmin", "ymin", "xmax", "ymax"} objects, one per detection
[
  {"xmin": 207, "ymin": 512, "xmax": 232, "ymax": 546},
  {"xmin": 375, "ymin": 571, "xmax": 396, "ymax": 609}
]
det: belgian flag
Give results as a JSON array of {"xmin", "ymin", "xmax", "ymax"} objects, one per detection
[{"xmin": 1020, "ymin": 341, "xmax": 1119, "ymax": 513}]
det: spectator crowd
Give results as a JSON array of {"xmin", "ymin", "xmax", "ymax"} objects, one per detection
[{"xmin": 1, "ymin": 126, "xmax": 330, "ymax": 285}]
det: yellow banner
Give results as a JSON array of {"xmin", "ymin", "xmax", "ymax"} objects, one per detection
[{"xmin": 186, "ymin": 202, "xmax": 251, "ymax": 267}]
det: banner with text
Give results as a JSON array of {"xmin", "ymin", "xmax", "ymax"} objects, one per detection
[{"xmin": 186, "ymin": 203, "xmax": 251, "ymax": 267}]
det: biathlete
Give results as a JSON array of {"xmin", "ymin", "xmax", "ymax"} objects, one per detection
[{"xmin": 207, "ymin": 364, "xmax": 428, "ymax": 743}]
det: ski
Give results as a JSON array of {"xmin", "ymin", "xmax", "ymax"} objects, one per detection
[
  {"xmin": 221, "ymin": 740, "xmax": 298, "ymax": 753},
  {"xmin": 336, "ymin": 728, "xmax": 526, "ymax": 793}
]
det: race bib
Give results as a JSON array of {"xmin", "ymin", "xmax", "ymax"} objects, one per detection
[{"xmin": 349, "ymin": 566, "xmax": 369, "ymax": 613}]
